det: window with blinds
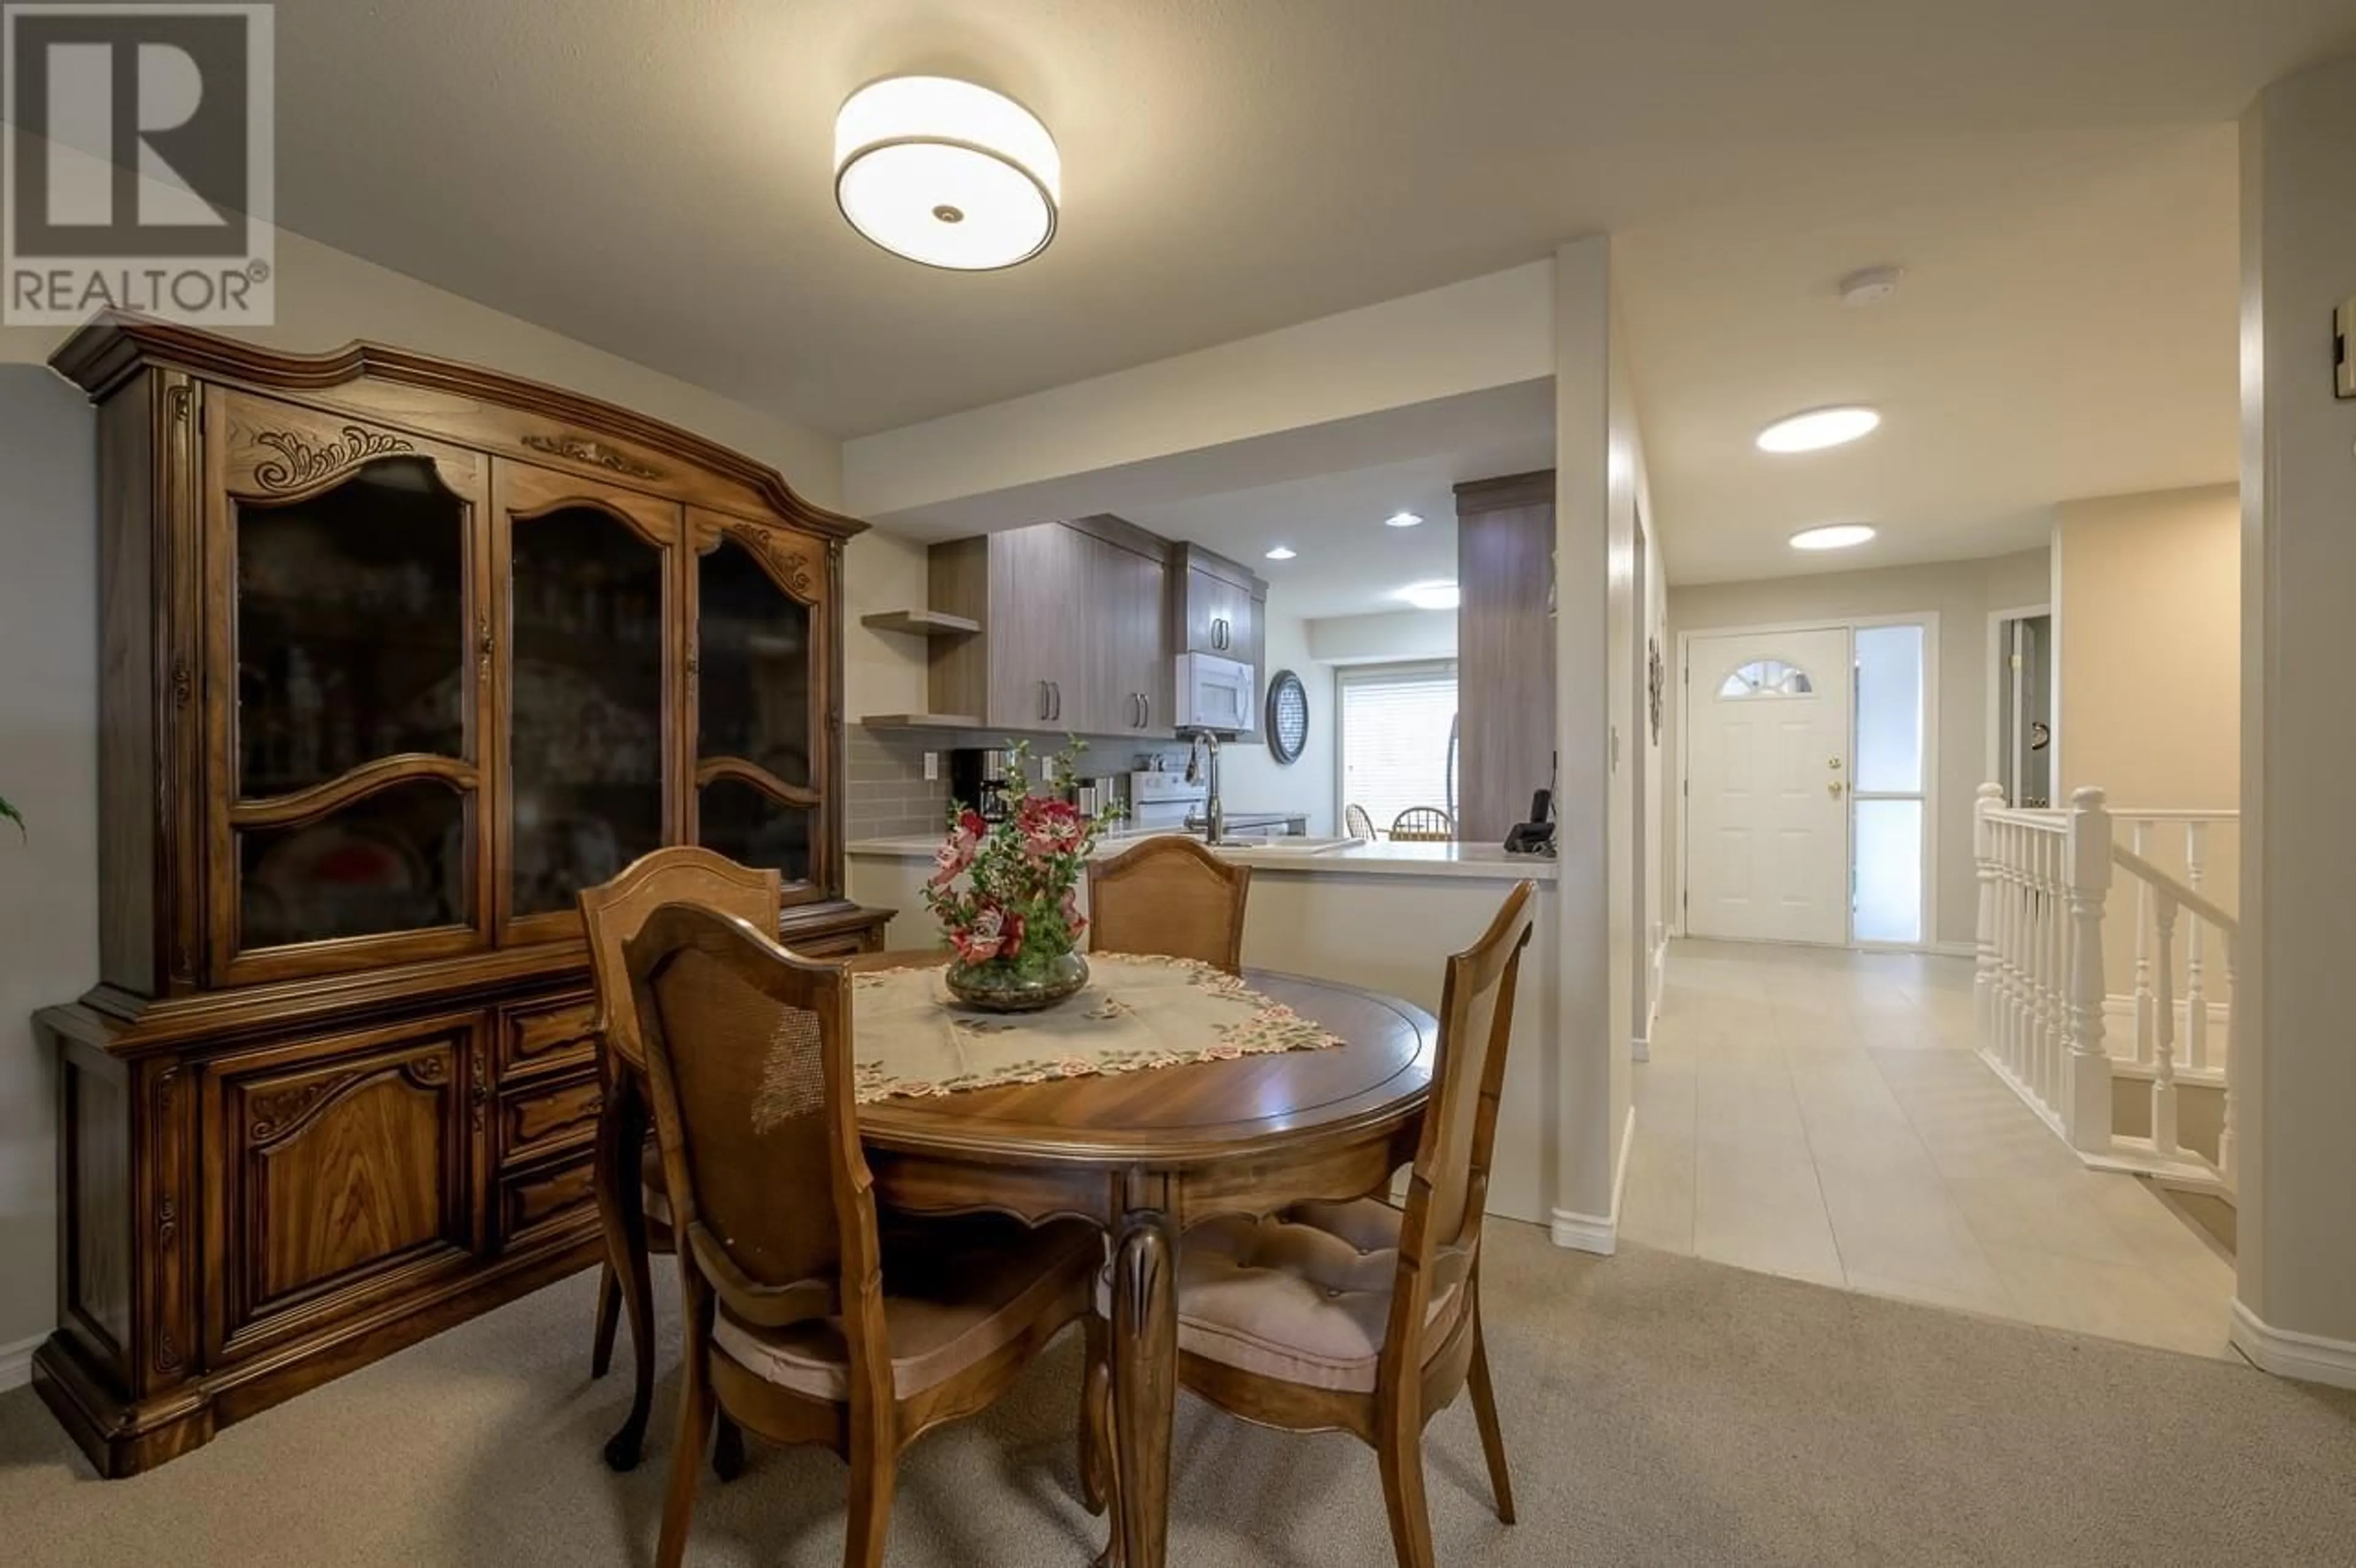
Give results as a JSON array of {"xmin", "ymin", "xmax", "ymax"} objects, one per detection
[{"xmin": 1339, "ymin": 662, "xmax": 1459, "ymax": 835}]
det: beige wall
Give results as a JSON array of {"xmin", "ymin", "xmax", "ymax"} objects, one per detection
[
  {"xmin": 1211, "ymin": 607, "xmax": 1337, "ymax": 834},
  {"xmin": 842, "ymin": 529, "xmax": 934, "ymax": 721},
  {"xmin": 1306, "ymin": 608, "xmax": 1458, "ymax": 664},
  {"xmin": 2236, "ymin": 54, "xmax": 2356, "ymax": 1367},
  {"xmin": 1666, "ymin": 548, "xmax": 2053, "ymax": 950},
  {"xmin": 2055, "ymin": 484, "xmax": 2239, "ymax": 815}
]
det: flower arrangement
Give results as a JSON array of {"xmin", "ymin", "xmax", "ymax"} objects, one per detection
[{"xmin": 923, "ymin": 740, "xmax": 1115, "ymax": 1010}]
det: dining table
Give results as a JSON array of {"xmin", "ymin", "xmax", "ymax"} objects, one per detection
[{"xmin": 849, "ymin": 950, "xmax": 1439, "ymax": 1568}]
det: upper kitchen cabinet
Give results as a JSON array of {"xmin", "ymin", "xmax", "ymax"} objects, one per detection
[
  {"xmin": 1171, "ymin": 544, "xmax": 1268, "ymax": 738},
  {"xmin": 928, "ymin": 518, "xmax": 1169, "ymax": 736}
]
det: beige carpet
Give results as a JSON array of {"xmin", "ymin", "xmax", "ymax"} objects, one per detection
[{"xmin": 7, "ymin": 1224, "xmax": 2356, "ymax": 1567}]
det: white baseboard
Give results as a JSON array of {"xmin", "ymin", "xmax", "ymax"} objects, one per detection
[
  {"xmin": 0, "ymin": 1332, "xmax": 42, "ymax": 1393},
  {"xmin": 2231, "ymin": 1301, "xmax": 2356, "ymax": 1390},
  {"xmin": 1550, "ymin": 1104, "xmax": 1638, "ymax": 1256},
  {"xmin": 1927, "ymin": 940, "xmax": 1977, "ymax": 959},
  {"xmin": 1630, "ymin": 1034, "xmax": 1650, "ymax": 1063}
]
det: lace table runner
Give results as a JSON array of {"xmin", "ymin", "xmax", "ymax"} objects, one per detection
[{"xmin": 850, "ymin": 952, "xmax": 1345, "ymax": 1102}]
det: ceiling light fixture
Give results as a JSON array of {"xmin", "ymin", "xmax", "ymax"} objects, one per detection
[
  {"xmin": 1789, "ymin": 524, "xmax": 1877, "ymax": 551},
  {"xmin": 1757, "ymin": 405, "xmax": 1881, "ymax": 454},
  {"xmin": 1385, "ymin": 511, "xmax": 1423, "ymax": 528},
  {"xmin": 1265, "ymin": 545, "xmax": 1297, "ymax": 561},
  {"xmin": 834, "ymin": 77, "xmax": 1060, "ymax": 270},
  {"xmin": 1395, "ymin": 580, "xmax": 1460, "ymax": 610}
]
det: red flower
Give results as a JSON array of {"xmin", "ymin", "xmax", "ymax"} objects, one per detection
[
  {"xmin": 949, "ymin": 902, "xmax": 1026, "ymax": 966},
  {"xmin": 929, "ymin": 812, "xmax": 987, "ymax": 888}
]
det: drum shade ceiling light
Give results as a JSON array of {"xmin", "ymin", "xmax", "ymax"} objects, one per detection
[{"xmin": 834, "ymin": 77, "xmax": 1060, "ymax": 270}]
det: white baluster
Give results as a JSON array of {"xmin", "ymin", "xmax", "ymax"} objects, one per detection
[
  {"xmin": 1974, "ymin": 784, "xmax": 2002, "ymax": 1055},
  {"xmin": 2151, "ymin": 891, "xmax": 2180, "ymax": 1159},
  {"xmin": 2062, "ymin": 789, "xmax": 2114, "ymax": 1154},
  {"xmin": 2217, "ymin": 937, "xmax": 2239, "ymax": 1189},
  {"xmin": 2131, "ymin": 818, "xmax": 2155, "ymax": 1066},
  {"xmin": 2047, "ymin": 829, "xmax": 2068, "ymax": 1110},
  {"xmin": 2033, "ymin": 830, "xmax": 2054, "ymax": 1107},
  {"xmin": 2004, "ymin": 822, "xmax": 2025, "ymax": 1080},
  {"xmin": 2184, "ymin": 821, "xmax": 2209, "ymax": 1074}
]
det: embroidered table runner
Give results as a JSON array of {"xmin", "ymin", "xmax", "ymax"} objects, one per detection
[{"xmin": 850, "ymin": 953, "xmax": 1346, "ymax": 1102}]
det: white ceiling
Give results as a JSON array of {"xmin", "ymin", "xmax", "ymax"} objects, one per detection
[{"xmin": 245, "ymin": 1, "xmax": 2352, "ymax": 580}]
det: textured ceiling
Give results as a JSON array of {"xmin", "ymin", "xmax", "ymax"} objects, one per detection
[{"xmin": 261, "ymin": 0, "xmax": 2356, "ymax": 449}]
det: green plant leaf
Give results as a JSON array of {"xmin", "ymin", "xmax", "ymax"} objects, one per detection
[{"xmin": 0, "ymin": 793, "xmax": 22, "ymax": 839}]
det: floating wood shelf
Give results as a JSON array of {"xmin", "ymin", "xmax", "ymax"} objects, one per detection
[
  {"xmin": 860, "ymin": 713, "xmax": 981, "ymax": 730},
  {"xmin": 860, "ymin": 609, "xmax": 980, "ymax": 637}
]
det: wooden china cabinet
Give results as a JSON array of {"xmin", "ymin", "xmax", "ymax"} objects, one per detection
[{"xmin": 32, "ymin": 315, "xmax": 889, "ymax": 1476}]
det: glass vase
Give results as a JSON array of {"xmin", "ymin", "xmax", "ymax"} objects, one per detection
[{"xmin": 945, "ymin": 949, "xmax": 1090, "ymax": 1013}]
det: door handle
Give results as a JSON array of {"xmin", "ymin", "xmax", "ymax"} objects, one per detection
[{"xmin": 1828, "ymin": 780, "xmax": 1846, "ymax": 797}]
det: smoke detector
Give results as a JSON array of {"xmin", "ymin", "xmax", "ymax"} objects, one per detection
[{"xmin": 1838, "ymin": 266, "xmax": 1904, "ymax": 308}]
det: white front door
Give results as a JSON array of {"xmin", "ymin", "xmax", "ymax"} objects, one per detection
[{"xmin": 1685, "ymin": 627, "xmax": 1852, "ymax": 944}]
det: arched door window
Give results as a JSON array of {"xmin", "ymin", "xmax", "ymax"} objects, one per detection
[{"xmin": 1717, "ymin": 658, "xmax": 1815, "ymax": 699}]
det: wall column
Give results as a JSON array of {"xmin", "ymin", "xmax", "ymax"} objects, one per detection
[{"xmin": 2233, "ymin": 54, "xmax": 2356, "ymax": 1386}]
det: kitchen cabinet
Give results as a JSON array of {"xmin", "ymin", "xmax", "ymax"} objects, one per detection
[
  {"xmin": 1455, "ymin": 471, "xmax": 1556, "ymax": 842},
  {"xmin": 1172, "ymin": 544, "xmax": 1268, "ymax": 738},
  {"xmin": 928, "ymin": 518, "xmax": 1169, "ymax": 736}
]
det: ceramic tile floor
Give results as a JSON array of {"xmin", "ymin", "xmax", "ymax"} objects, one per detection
[{"xmin": 1625, "ymin": 939, "xmax": 2241, "ymax": 1360}]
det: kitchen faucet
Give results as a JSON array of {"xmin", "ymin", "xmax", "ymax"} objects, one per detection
[{"xmin": 1184, "ymin": 729, "xmax": 1225, "ymax": 844}]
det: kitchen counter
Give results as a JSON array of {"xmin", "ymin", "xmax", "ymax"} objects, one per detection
[{"xmin": 847, "ymin": 830, "xmax": 1557, "ymax": 882}]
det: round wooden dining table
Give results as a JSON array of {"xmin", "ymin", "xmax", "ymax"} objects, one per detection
[{"xmin": 850, "ymin": 952, "xmax": 1439, "ymax": 1568}]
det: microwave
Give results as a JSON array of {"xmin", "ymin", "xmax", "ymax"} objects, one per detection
[{"xmin": 1174, "ymin": 652, "xmax": 1257, "ymax": 733}]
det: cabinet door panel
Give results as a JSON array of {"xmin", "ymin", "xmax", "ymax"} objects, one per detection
[
  {"xmin": 204, "ymin": 1013, "xmax": 485, "ymax": 1361},
  {"xmin": 206, "ymin": 392, "xmax": 493, "ymax": 984},
  {"xmin": 493, "ymin": 464, "xmax": 680, "ymax": 942},
  {"xmin": 986, "ymin": 526, "xmax": 1082, "ymax": 727},
  {"xmin": 688, "ymin": 515, "xmax": 833, "ymax": 901}
]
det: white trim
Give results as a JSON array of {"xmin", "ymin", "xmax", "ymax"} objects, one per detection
[
  {"xmin": 1551, "ymin": 1104, "xmax": 1638, "ymax": 1255},
  {"xmin": 2231, "ymin": 1302, "xmax": 2356, "ymax": 1390},
  {"xmin": 1985, "ymin": 601, "xmax": 2052, "ymax": 801},
  {"xmin": 0, "ymin": 1332, "xmax": 42, "ymax": 1393},
  {"xmin": 1630, "ymin": 1034, "xmax": 1650, "ymax": 1063}
]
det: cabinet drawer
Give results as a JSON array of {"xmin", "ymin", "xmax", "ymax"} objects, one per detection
[
  {"xmin": 499, "ymin": 993, "xmax": 599, "ymax": 1083},
  {"xmin": 498, "ymin": 1149, "xmax": 599, "ymax": 1248},
  {"xmin": 499, "ymin": 1069, "xmax": 603, "ymax": 1169}
]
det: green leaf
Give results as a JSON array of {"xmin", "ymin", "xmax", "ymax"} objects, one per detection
[{"xmin": 0, "ymin": 793, "xmax": 21, "ymax": 839}]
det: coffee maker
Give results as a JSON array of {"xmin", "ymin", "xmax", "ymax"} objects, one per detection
[{"xmin": 947, "ymin": 748, "xmax": 1017, "ymax": 821}]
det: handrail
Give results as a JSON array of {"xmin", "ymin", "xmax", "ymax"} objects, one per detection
[{"xmin": 2110, "ymin": 844, "xmax": 2239, "ymax": 937}]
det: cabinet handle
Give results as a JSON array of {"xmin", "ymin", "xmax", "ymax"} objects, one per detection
[
  {"xmin": 1039, "ymin": 680, "xmax": 1052, "ymax": 722},
  {"xmin": 1142, "ymin": 693, "xmax": 1151, "ymax": 729},
  {"xmin": 1048, "ymin": 682, "xmax": 1061, "ymax": 723}
]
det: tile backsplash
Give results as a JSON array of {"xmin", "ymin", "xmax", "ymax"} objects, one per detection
[{"xmin": 844, "ymin": 728, "xmax": 1192, "ymax": 841}]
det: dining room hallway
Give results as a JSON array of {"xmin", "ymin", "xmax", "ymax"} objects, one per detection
[{"xmin": 1621, "ymin": 940, "xmax": 2238, "ymax": 1360}]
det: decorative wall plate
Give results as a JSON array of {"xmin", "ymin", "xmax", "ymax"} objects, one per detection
[{"xmin": 1266, "ymin": 669, "xmax": 1309, "ymax": 764}]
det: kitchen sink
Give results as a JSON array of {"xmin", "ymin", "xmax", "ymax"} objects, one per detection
[{"xmin": 1211, "ymin": 834, "xmax": 1367, "ymax": 853}]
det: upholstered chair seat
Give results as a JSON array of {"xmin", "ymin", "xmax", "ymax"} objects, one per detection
[
  {"xmin": 1166, "ymin": 1201, "xmax": 1471, "ymax": 1394},
  {"xmin": 715, "ymin": 1216, "xmax": 1098, "ymax": 1401}
]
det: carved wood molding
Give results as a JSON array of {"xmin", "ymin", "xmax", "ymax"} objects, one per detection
[
  {"xmin": 251, "ymin": 425, "xmax": 417, "ymax": 492},
  {"xmin": 49, "ymin": 312, "xmax": 866, "ymax": 540},
  {"xmin": 728, "ymin": 525, "xmax": 821, "ymax": 604},
  {"xmin": 228, "ymin": 753, "xmax": 479, "ymax": 831},
  {"xmin": 693, "ymin": 755, "xmax": 823, "ymax": 809},
  {"xmin": 520, "ymin": 432, "xmax": 662, "ymax": 481},
  {"xmin": 248, "ymin": 1053, "xmax": 450, "ymax": 1145}
]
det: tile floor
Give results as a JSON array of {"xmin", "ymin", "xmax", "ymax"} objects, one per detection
[{"xmin": 1625, "ymin": 939, "xmax": 2240, "ymax": 1360}]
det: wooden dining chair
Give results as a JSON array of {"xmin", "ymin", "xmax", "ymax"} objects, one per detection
[
  {"xmin": 1345, "ymin": 802, "xmax": 1379, "ymax": 840},
  {"xmin": 1388, "ymin": 806, "xmax": 1455, "ymax": 842},
  {"xmin": 1094, "ymin": 880, "xmax": 1537, "ymax": 1568},
  {"xmin": 579, "ymin": 847, "xmax": 780, "ymax": 1472},
  {"xmin": 625, "ymin": 903, "xmax": 1101, "ymax": 1568},
  {"xmin": 1087, "ymin": 834, "xmax": 1253, "ymax": 974}
]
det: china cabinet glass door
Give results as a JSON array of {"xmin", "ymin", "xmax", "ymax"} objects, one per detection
[
  {"xmin": 689, "ymin": 516, "xmax": 826, "ymax": 901},
  {"xmin": 212, "ymin": 394, "xmax": 491, "ymax": 982},
  {"xmin": 493, "ymin": 465, "xmax": 680, "ymax": 940}
]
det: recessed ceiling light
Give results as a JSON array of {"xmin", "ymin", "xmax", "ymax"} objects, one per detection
[
  {"xmin": 1789, "ymin": 524, "xmax": 1877, "ymax": 551},
  {"xmin": 1384, "ymin": 511, "xmax": 1423, "ymax": 528},
  {"xmin": 834, "ymin": 77, "xmax": 1060, "ymax": 270},
  {"xmin": 1757, "ymin": 405, "xmax": 1881, "ymax": 453},
  {"xmin": 1265, "ymin": 545, "xmax": 1296, "ymax": 561},
  {"xmin": 1395, "ymin": 580, "xmax": 1460, "ymax": 610}
]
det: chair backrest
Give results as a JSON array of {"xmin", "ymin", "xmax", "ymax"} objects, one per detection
[
  {"xmin": 580, "ymin": 847, "xmax": 782, "ymax": 1074},
  {"xmin": 1389, "ymin": 806, "xmax": 1454, "ymax": 842},
  {"xmin": 1384, "ymin": 882, "xmax": 1536, "ymax": 1366},
  {"xmin": 1344, "ymin": 802, "xmax": 1378, "ymax": 840},
  {"xmin": 1086, "ymin": 835, "xmax": 1253, "ymax": 974},
  {"xmin": 625, "ymin": 902, "xmax": 881, "ymax": 1345}
]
